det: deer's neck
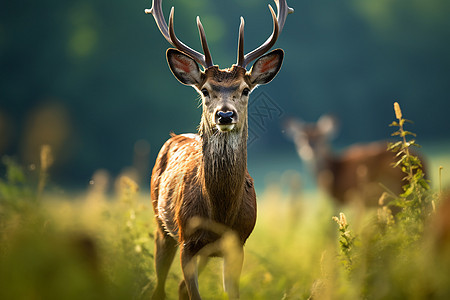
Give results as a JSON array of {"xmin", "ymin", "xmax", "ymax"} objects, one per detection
[
  {"xmin": 309, "ymin": 146, "xmax": 338, "ymax": 193},
  {"xmin": 199, "ymin": 119, "xmax": 248, "ymax": 224},
  {"xmin": 313, "ymin": 153, "xmax": 334, "ymax": 176}
]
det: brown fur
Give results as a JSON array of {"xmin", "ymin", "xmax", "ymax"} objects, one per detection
[
  {"xmin": 202, "ymin": 65, "xmax": 249, "ymax": 86},
  {"xmin": 319, "ymin": 142, "xmax": 404, "ymax": 206},
  {"xmin": 151, "ymin": 132, "xmax": 257, "ymax": 249}
]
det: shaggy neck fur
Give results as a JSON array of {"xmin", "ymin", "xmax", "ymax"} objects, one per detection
[{"xmin": 199, "ymin": 114, "xmax": 248, "ymax": 225}]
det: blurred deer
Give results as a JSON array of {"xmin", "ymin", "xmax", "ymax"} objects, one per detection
[
  {"xmin": 284, "ymin": 115, "xmax": 405, "ymax": 207},
  {"xmin": 146, "ymin": 1, "xmax": 293, "ymax": 299}
]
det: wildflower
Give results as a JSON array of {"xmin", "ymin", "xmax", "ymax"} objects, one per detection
[
  {"xmin": 394, "ymin": 102, "xmax": 402, "ymax": 120},
  {"xmin": 332, "ymin": 212, "xmax": 348, "ymax": 230}
]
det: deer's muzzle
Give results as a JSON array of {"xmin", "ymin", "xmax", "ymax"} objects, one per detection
[{"xmin": 215, "ymin": 110, "xmax": 237, "ymax": 132}]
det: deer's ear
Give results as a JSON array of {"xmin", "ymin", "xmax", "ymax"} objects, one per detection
[
  {"xmin": 167, "ymin": 48, "xmax": 202, "ymax": 85},
  {"xmin": 283, "ymin": 118, "xmax": 305, "ymax": 140},
  {"xmin": 248, "ymin": 49, "xmax": 284, "ymax": 85},
  {"xmin": 318, "ymin": 114, "xmax": 339, "ymax": 138}
]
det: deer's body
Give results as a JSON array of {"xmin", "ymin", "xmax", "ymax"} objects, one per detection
[
  {"xmin": 317, "ymin": 141, "xmax": 404, "ymax": 206},
  {"xmin": 151, "ymin": 132, "xmax": 256, "ymax": 252},
  {"xmin": 285, "ymin": 115, "xmax": 405, "ymax": 206},
  {"xmin": 146, "ymin": 1, "xmax": 292, "ymax": 299}
]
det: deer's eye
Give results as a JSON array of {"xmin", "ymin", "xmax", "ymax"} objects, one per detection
[
  {"xmin": 242, "ymin": 88, "xmax": 250, "ymax": 97},
  {"xmin": 201, "ymin": 88, "xmax": 209, "ymax": 97}
]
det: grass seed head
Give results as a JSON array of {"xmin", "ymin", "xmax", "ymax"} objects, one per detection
[{"xmin": 394, "ymin": 102, "xmax": 402, "ymax": 120}]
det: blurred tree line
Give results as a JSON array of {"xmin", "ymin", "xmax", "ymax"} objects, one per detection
[{"xmin": 0, "ymin": 0, "xmax": 449, "ymax": 189}]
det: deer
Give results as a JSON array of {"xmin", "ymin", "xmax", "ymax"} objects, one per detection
[
  {"xmin": 284, "ymin": 115, "xmax": 407, "ymax": 208},
  {"xmin": 145, "ymin": 1, "xmax": 293, "ymax": 299}
]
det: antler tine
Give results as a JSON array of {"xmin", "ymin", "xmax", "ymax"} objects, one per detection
[
  {"xmin": 240, "ymin": 0, "xmax": 293, "ymax": 68},
  {"xmin": 167, "ymin": 8, "xmax": 209, "ymax": 67},
  {"xmin": 197, "ymin": 17, "xmax": 213, "ymax": 68},
  {"xmin": 274, "ymin": 0, "xmax": 294, "ymax": 33},
  {"xmin": 237, "ymin": 17, "xmax": 245, "ymax": 67},
  {"xmin": 241, "ymin": 5, "xmax": 278, "ymax": 68},
  {"xmin": 146, "ymin": 0, "xmax": 209, "ymax": 68},
  {"xmin": 145, "ymin": 0, "xmax": 171, "ymax": 45}
]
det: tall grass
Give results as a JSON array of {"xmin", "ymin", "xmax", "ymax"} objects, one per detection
[{"xmin": 1, "ymin": 103, "xmax": 450, "ymax": 299}]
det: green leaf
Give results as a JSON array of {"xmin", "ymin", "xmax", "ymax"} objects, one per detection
[
  {"xmin": 395, "ymin": 150, "xmax": 405, "ymax": 157},
  {"xmin": 402, "ymin": 131, "xmax": 417, "ymax": 137},
  {"xmin": 394, "ymin": 155, "xmax": 407, "ymax": 168},
  {"xmin": 388, "ymin": 141, "xmax": 402, "ymax": 151},
  {"xmin": 419, "ymin": 179, "xmax": 430, "ymax": 190},
  {"xmin": 400, "ymin": 185, "xmax": 414, "ymax": 198}
]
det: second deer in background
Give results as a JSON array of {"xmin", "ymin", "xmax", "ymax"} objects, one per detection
[{"xmin": 285, "ymin": 115, "xmax": 407, "ymax": 207}]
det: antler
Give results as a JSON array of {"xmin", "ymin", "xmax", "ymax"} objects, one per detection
[
  {"xmin": 145, "ymin": 0, "xmax": 213, "ymax": 68},
  {"xmin": 237, "ymin": 0, "xmax": 294, "ymax": 68}
]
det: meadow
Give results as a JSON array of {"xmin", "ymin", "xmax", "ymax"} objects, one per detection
[{"xmin": 1, "ymin": 105, "xmax": 450, "ymax": 300}]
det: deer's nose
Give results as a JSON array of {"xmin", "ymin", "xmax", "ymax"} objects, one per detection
[{"xmin": 216, "ymin": 111, "xmax": 235, "ymax": 125}]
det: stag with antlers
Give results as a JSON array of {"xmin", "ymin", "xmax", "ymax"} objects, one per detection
[{"xmin": 145, "ymin": 0, "xmax": 292, "ymax": 299}]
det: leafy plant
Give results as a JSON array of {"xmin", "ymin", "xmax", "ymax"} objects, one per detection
[
  {"xmin": 0, "ymin": 156, "xmax": 34, "ymax": 203},
  {"xmin": 332, "ymin": 212, "xmax": 356, "ymax": 272},
  {"xmin": 323, "ymin": 102, "xmax": 447, "ymax": 299},
  {"xmin": 385, "ymin": 102, "xmax": 433, "ymax": 241}
]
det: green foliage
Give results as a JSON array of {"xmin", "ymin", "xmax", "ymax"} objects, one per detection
[
  {"xmin": 386, "ymin": 102, "xmax": 433, "ymax": 242},
  {"xmin": 1, "ymin": 103, "xmax": 449, "ymax": 299},
  {"xmin": 0, "ymin": 157, "xmax": 35, "ymax": 210},
  {"xmin": 0, "ymin": 168, "xmax": 157, "ymax": 299},
  {"xmin": 332, "ymin": 213, "xmax": 356, "ymax": 273},
  {"xmin": 324, "ymin": 102, "xmax": 447, "ymax": 299}
]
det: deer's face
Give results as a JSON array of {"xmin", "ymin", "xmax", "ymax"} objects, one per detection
[
  {"xmin": 166, "ymin": 48, "xmax": 284, "ymax": 133},
  {"xmin": 198, "ymin": 66, "xmax": 250, "ymax": 132},
  {"xmin": 285, "ymin": 115, "xmax": 338, "ymax": 162}
]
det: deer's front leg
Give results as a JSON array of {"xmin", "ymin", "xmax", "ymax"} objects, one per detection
[
  {"xmin": 180, "ymin": 245, "xmax": 201, "ymax": 300},
  {"xmin": 152, "ymin": 226, "xmax": 178, "ymax": 300},
  {"xmin": 223, "ymin": 245, "xmax": 244, "ymax": 300}
]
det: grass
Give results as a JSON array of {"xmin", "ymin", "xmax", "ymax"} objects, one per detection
[
  {"xmin": 1, "ymin": 103, "xmax": 450, "ymax": 299},
  {"xmin": 0, "ymin": 178, "xmax": 334, "ymax": 299}
]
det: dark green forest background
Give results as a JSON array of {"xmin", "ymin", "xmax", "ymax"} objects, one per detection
[{"xmin": 1, "ymin": 0, "xmax": 449, "ymax": 189}]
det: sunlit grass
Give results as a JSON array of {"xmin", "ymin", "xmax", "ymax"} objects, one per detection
[
  {"xmin": 1, "ymin": 104, "xmax": 450, "ymax": 299},
  {"xmin": 1, "ymin": 163, "xmax": 450, "ymax": 299}
]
